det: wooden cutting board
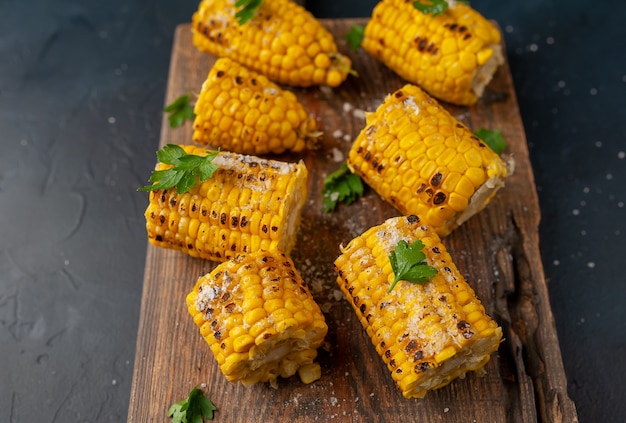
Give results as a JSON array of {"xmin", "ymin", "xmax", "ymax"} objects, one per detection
[{"xmin": 128, "ymin": 20, "xmax": 578, "ymax": 423}]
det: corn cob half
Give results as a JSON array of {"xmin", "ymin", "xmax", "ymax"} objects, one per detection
[
  {"xmin": 362, "ymin": 0, "xmax": 504, "ymax": 105},
  {"xmin": 144, "ymin": 145, "xmax": 307, "ymax": 261},
  {"xmin": 186, "ymin": 249, "xmax": 328, "ymax": 387},
  {"xmin": 193, "ymin": 58, "xmax": 321, "ymax": 155},
  {"xmin": 192, "ymin": 0, "xmax": 352, "ymax": 87},
  {"xmin": 347, "ymin": 84, "xmax": 512, "ymax": 237},
  {"xmin": 334, "ymin": 215, "xmax": 502, "ymax": 398}
]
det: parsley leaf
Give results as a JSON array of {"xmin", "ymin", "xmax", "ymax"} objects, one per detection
[
  {"xmin": 474, "ymin": 128, "xmax": 507, "ymax": 154},
  {"xmin": 165, "ymin": 94, "xmax": 195, "ymax": 128},
  {"xmin": 388, "ymin": 240, "xmax": 438, "ymax": 292},
  {"xmin": 168, "ymin": 386, "xmax": 217, "ymax": 423},
  {"xmin": 322, "ymin": 163, "xmax": 364, "ymax": 212},
  {"xmin": 413, "ymin": 0, "xmax": 469, "ymax": 17},
  {"xmin": 138, "ymin": 144, "xmax": 219, "ymax": 194},
  {"xmin": 345, "ymin": 24, "xmax": 365, "ymax": 51},
  {"xmin": 235, "ymin": 0, "xmax": 263, "ymax": 25}
]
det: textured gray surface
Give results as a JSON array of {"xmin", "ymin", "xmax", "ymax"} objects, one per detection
[{"xmin": 1, "ymin": 0, "xmax": 624, "ymax": 422}]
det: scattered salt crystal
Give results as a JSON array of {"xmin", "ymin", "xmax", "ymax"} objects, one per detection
[
  {"xmin": 572, "ymin": 209, "xmax": 580, "ymax": 216},
  {"xmin": 353, "ymin": 109, "xmax": 366, "ymax": 120},
  {"xmin": 618, "ymin": 151, "xmax": 625, "ymax": 159},
  {"xmin": 595, "ymin": 140, "xmax": 603, "ymax": 148},
  {"xmin": 553, "ymin": 259, "xmax": 560, "ymax": 266},
  {"xmin": 590, "ymin": 88, "xmax": 598, "ymax": 95},
  {"xmin": 546, "ymin": 36, "xmax": 555, "ymax": 45},
  {"xmin": 330, "ymin": 148, "xmax": 344, "ymax": 162},
  {"xmin": 342, "ymin": 102, "xmax": 353, "ymax": 113},
  {"xmin": 587, "ymin": 262, "xmax": 595, "ymax": 269},
  {"xmin": 606, "ymin": 173, "xmax": 613, "ymax": 180},
  {"xmin": 443, "ymin": 407, "xmax": 450, "ymax": 413},
  {"xmin": 108, "ymin": 116, "xmax": 116, "ymax": 124},
  {"xmin": 528, "ymin": 43, "xmax": 538, "ymax": 52},
  {"xmin": 333, "ymin": 129, "xmax": 344, "ymax": 139}
]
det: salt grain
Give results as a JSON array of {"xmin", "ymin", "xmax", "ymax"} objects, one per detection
[
  {"xmin": 353, "ymin": 109, "xmax": 366, "ymax": 120},
  {"xmin": 587, "ymin": 262, "xmax": 595, "ymax": 269},
  {"xmin": 618, "ymin": 151, "xmax": 625, "ymax": 159}
]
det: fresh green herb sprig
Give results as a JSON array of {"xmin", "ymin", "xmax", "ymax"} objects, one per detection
[
  {"xmin": 345, "ymin": 24, "xmax": 365, "ymax": 51},
  {"xmin": 235, "ymin": 0, "xmax": 263, "ymax": 25},
  {"xmin": 138, "ymin": 144, "xmax": 219, "ymax": 194},
  {"xmin": 413, "ymin": 0, "xmax": 469, "ymax": 17},
  {"xmin": 322, "ymin": 163, "xmax": 364, "ymax": 212},
  {"xmin": 165, "ymin": 94, "xmax": 195, "ymax": 128},
  {"xmin": 388, "ymin": 240, "xmax": 438, "ymax": 292},
  {"xmin": 474, "ymin": 128, "xmax": 507, "ymax": 154},
  {"xmin": 168, "ymin": 386, "xmax": 217, "ymax": 423}
]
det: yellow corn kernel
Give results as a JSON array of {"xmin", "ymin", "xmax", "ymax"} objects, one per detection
[
  {"xmin": 334, "ymin": 215, "xmax": 503, "ymax": 399},
  {"xmin": 192, "ymin": 59, "xmax": 321, "ymax": 155},
  {"xmin": 361, "ymin": 0, "xmax": 504, "ymax": 105},
  {"xmin": 192, "ymin": 0, "xmax": 352, "ymax": 87},
  {"xmin": 144, "ymin": 145, "xmax": 308, "ymax": 261},
  {"xmin": 347, "ymin": 84, "xmax": 512, "ymax": 237},
  {"xmin": 186, "ymin": 250, "xmax": 328, "ymax": 387}
]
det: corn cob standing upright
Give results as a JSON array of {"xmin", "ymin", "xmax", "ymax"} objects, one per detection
[
  {"xmin": 143, "ymin": 144, "xmax": 308, "ymax": 262},
  {"xmin": 193, "ymin": 58, "xmax": 321, "ymax": 155},
  {"xmin": 362, "ymin": 0, "xmax": 504, "ymax": 105},
  {"xmin": 186, "ymin": 249, "xmax": 328, "ymax": 387},
  {"xmin": 192, "ymin": 0, "xmax": 352, "ymax": 87},
  {"xmin": 347, "ymin": 84, "xmax": 513, "ymax": 237},
  {"xmin": 334, "ymin": 214, "xmax": 502, "ymax": 398}
]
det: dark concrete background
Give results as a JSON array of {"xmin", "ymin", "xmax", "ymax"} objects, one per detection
[{"xmin": 1, "ymin": 0, "xmax": 624, "ymax": 421}]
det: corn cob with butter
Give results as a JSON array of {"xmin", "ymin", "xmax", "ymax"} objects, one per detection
[
  {"xmin": 192, "ymin": 0, "xmax": 352, "ymax": 87},
  {"xmin": 144, "ymin": 144, "xmax": 307, "ymax": 261},
  {"xmin": 186, "ymin": 249, "xmax": 328, "ymax": 387},
  {"xmin": 347, "ymin": 84, "xmax": 512, "ymax": 237},
  {"xmin": 362, "ymin": 0, "xmax": 504, "ymax": 105},
  {"xmin": 334, "ymin": 214, "xmax": 502, "ymax": 398},
  {"xmin": 193, "ymin": 58, "xmax": 321, "ymax": 155}
]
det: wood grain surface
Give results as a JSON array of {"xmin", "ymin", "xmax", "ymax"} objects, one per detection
[{"xmin": 128, "ymin": 20, "xmax": 578, "ymax": 423}]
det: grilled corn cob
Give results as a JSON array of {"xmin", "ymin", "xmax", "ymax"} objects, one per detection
[
  {"xmin": 362, "ymin": 0, "xmax": 504, "ymax": 105},
  {"xmin": 191, "ymin": 0, "xmax": 352, "ymax": 87},
  {"xmin": 144, "ymin": 144, "xmax": 307, "ymax": 261},
  {"xmin": 193, "ymin": 58, "xmax": 321, "ymax": 155},
  {"xmin": 334, "ymin": 214, "xmax": 502, "ymax": 398},
  {"xmin": 186, "ymin": 249, "xmax": 328, "ymax": 387},
  {"xmin": 347, "ymin": 84, "xmax": 512, "ymax": 237}
]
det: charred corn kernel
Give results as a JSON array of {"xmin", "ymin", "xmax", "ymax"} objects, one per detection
[
  {"xmin": 192, "ymin": 0, "xmax": 352, "ymax": 87},
  {"xmin": 334, "ymin": 215, "xmax": 502, "ymax": 399},
  {"xmin": 362, "ymin": 0, "xmax": 504, "ymax": 105},
  {"xmin": 193, "ymin": 58, "xmax": 322, "ymax": 155},
  {"xmin": 347, "ymin": 84, "xmax": 513, "ymax": 237},
  {"xmin": 186, "ymin": 250, "xmax": 328, "ymax": 388},
  {"xmin": 144, "ymin": 144, "xmax": 307, "ymax": 262}
]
